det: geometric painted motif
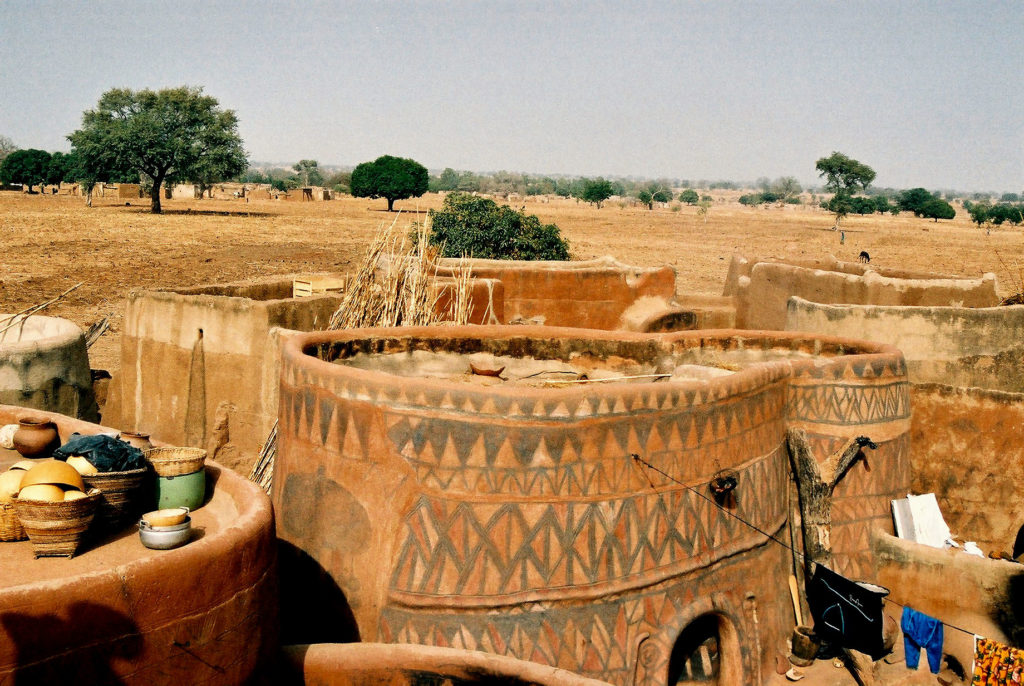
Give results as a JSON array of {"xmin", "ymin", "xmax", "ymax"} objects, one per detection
[
  {"xmin": 381, "ymin": 542, "xmax": 793, "ymax": 686},
  {"xmin": 388, "ymin": 447, "xmax": 788, "ymax": 601},
  {"xmin": 788, "ymin": 380, "xmax": 910, "ymax": 426},
  {"xmin": 383, "ymin": 385, "xmax": 786, "ymax": 498}
]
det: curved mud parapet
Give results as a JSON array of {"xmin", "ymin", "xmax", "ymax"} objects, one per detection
[
  {"xmin": 433, "ymin": 256, "xmax": 681, "ymax": 331},
  {"xmin": 282, "ymin": 643, "xmax": 615, "ymax": 686},
  {"xmin": 273, "ymin": 326, "xmax": 911, "ymax": 685},
  {"xmin": 0, "ymin": 315, "xmax": 97, "ymax": 421},
  {"xmin": 787, "ymin": 298, "xmax": 1024, "ymax": 392},
  {"xmin": 724, "ymin": 253, "xmax": 999, "ymax": 330},
  {"xmin": 0, "ymin": 406, "xmax": 277, "ymax": 685}
]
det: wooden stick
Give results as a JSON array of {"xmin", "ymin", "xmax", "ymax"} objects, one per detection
[
  {"xmin": 0, "ymin": 282, "xmax": 83, "ymax": 336},
  {"xmin": 789, "ymin": 575, "xmax": 804, "ymax": 626},
  {"xmin": 543, "ymin": 373, "xmax": 671, "ymax": 385}
]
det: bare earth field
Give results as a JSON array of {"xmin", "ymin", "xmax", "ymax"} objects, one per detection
[{"xmin": 1, "ymin": 191, "xmax": 1020, "ymax": 376}]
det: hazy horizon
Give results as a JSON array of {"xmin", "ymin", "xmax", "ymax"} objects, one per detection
[{"xmin": 1, "ymin": 1, "xmax": 1020, "ymax": 193}]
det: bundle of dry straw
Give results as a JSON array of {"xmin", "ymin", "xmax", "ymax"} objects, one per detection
[{"xmin": 327, "ymin": 215, "xmax": 469, "ymax": 330}]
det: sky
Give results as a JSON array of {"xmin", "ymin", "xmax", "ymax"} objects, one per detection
[{"xmin": 1, "ymin": 1, "xmax": 1020, "ymax": 192}]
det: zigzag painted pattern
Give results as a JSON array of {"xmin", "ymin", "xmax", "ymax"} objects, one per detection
[
  {"xmin": 788, "ymin": 380, "xmax": 910, "ymax": 425},
  {"xmin": 388, "ymin": 447, "xmax": 788, "ymax": 600}
]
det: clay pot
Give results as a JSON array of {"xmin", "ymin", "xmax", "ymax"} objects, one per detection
[
  {"xmin": 790, "ymin": 626, "xmax": 820, "ymax": 666},
  {"xmin": 119, "ymin": 431, "xmax": 153, "ymax": 452},
  {"xmin": 12, "ymin": 417, "xmax": 59, "ymax": 458}
]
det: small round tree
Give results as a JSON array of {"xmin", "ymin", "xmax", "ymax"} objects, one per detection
[
  {"xmin": 678, "ymin": 189, "xmax": 699, "ymax": 205},
  {"xmin": 580, "ymin": 178, "xmax": 613, "ymax": 208},
  {"xmin": 0, "ymin": 148, "xmax": 52, "ymax": 192},
  {"xmin": 351, "ymin": 155, "xmax": 428, "ymax": 211},
  {"xmin": 426, "ymin": 192, "xmax": 569, "ymax": 260},
  {"xmin": 920, "ymin": 198, "xmax": 956, "ymax": 222}
]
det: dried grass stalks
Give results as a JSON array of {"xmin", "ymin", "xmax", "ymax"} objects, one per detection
[{"xmin": 328, "ymin": 216, "xmax": 442, "ymax": 330}]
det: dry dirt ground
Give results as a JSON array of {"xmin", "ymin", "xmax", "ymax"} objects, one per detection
[{"xmin": 1, "ymin": 190, "xmax": 1021, "ymax": 376}]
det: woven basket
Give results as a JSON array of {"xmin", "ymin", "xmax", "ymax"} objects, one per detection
[
  {"xmin": 144, "ymin": 447, "xmax": 207, "ymax": 477},
  {"xmin": 14, "ymin": 489, "xmax": 101, "ymax": 558},
  {"xmin": 0, "ymin": 501, "xmax": 26, "ymax": 542},
  {"xmin": 83, "ymin": 466, "xmax": 150, "ymax": 532}
]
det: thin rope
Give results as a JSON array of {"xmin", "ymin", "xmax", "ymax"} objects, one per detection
[{"xmin": 630, "ymin": 453, "xmax": 979, "ymax": 639}]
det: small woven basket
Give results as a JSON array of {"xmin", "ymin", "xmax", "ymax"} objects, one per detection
[
  {"xmin": 0, "ymin": 501, "xmax": 27, "ymax": 542},
  {"xmin": 83, "ymin": 466, "xmax": 150, "ymax": 532},
  {"xmin": 144, "ymin": 447, "xmax": 207, "ymax": 477},
  {"xmin": 14, "ymin": 489, "xmax": 101, "ymax": 558}
]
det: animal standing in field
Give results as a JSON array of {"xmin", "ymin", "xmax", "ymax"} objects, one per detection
[{"xmin": 859, "ymin": 251, "xmax": 871, "ymax": 263}]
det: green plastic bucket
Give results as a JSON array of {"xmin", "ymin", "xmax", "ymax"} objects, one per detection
[{"xmin": 155, "ymin": 468, "xmax": 206, "ymax": 511}]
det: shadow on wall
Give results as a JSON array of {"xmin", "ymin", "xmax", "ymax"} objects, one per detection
[
  {"xmin": 1, "ymin": 602, "xmax": 141, "ymax": 684},
  {"xmin": 994, "ymin": 572, "xmax": 1024, "ymax": 649},
  {"xmin": 278, "ymin": 540, "xmax": 361, "ymax": 645}
]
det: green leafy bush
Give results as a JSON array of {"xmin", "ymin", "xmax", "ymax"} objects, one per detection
[{"xmin": 426, "ymin": 192, "xmax": 570, "ymax": 260}]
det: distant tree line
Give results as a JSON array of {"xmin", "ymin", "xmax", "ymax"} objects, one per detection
[
  {"xmin": 0, "ymin": 148, "xmax": 136, "ymax": 192},
  {"xmin": 964, "ymin": 200, "xmax": 1024, "ymax": 229}
]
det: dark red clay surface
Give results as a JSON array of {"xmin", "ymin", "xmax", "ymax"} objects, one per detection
[{"xmin": 0, "ymin": 407, "xmax": 277, "ymax": 685}]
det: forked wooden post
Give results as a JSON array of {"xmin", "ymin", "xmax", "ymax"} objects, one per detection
[{"xmin": 786, "ymin": 428, "xmax": 878, "ymax": 686}]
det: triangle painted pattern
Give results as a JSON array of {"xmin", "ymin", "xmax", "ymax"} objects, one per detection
[
  {"xmin": 381, "ymin": 385, "xmax": 787, "ymax": 497},
  {"xmin": 388, "ymin": 447, "xmax": 788, "ymax": 599}
]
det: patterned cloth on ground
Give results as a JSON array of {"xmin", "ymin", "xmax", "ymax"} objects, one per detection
[{"xmin": 973, "ymin": 636, "xmax": 1024, "ymax": 684}]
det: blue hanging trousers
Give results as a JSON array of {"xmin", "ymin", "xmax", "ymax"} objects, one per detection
[{"xmin": 901, "ymin": 606, "xmax": 943, "ymax": 673}]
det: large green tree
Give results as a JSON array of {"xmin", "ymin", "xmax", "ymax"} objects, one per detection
[
  {"xmin": 351, "ymin": 155, "xmax": 428, "ymax": 211},
  {"xmin": 45, "ymin": 151, "xmax": 78, "ymax": 186},
  {"xmin": 815, "ymin": 151, "xmax": 876, "ymax": 228},
  {"xmin": 898, "ymin": 187, "xmax": 934, "ymax": 216},
  {"xmin": 0, "ymin": 148, "xmax": 52, "ymax": 192},
  {"xmin": 920, "ymin": 198, "xmax": 956, "ymax": 222},
  {"xmin": 679, "ymin": 189, "xmax": 699, "ymax": 205},
  {"xmin": 68, "ymin": 86, "xmax": 247, "ymax": 213}
]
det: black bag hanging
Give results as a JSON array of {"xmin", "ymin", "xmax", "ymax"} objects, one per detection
[{"xmin": 806, "ymin": 564, "xmax": 888, "ymax": 659}]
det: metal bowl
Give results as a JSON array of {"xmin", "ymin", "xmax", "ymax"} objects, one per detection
[{"xmin": 138, "ymin": 516, "xmax": 192, "ymax": 550}]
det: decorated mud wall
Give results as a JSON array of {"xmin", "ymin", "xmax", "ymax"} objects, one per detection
[
  {"xmin": 0, "ymin": 406, "xmax": 277, "ymax": 684},
  {"xmin": 723, "ymin": 253, "xmax": 999, "ymax": 330},
  {"xmin": 787, "ymin": 298, "xmax": 1024, "ymax": 392},
  {"xmin": 0, "ymin": 315, "xmax": 97, "ymax": 421},
  {"xmin": 273, "ymin": 326, "xmax": 911, "ymax": 685},
  {"xmin": 104, "ymin": 277, "xmax": 343, "ymax": 472}
]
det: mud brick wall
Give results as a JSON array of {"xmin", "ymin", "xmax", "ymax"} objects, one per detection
[{"xmin": 104, "ymin": 277, "xmax": 342, "ymax": 473}]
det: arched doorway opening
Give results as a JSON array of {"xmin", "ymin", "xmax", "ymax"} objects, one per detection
[{"xmin": 667, "ymin": 613, "xmax": 741, "ymax": 684}]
